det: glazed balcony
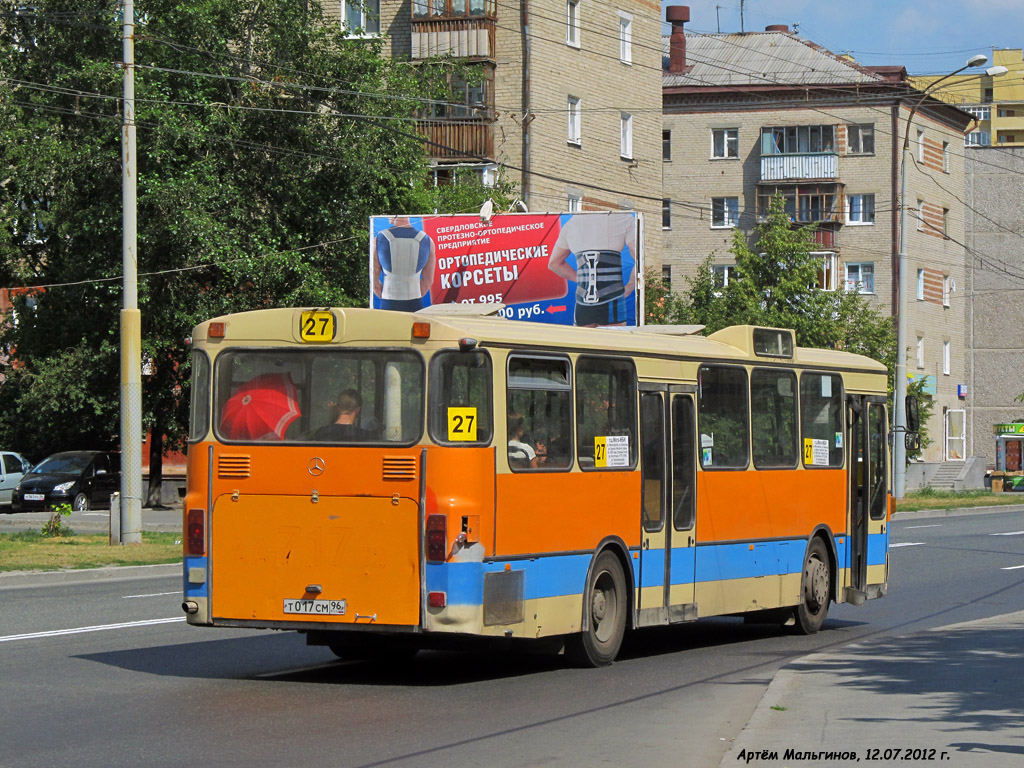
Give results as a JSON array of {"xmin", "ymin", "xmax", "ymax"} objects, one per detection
[{"xmin": 760, "ymin": 152, "xmax": 838, "ymax": 182}]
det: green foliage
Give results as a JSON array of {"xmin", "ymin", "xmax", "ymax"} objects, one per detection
[
  {"xmin": 905, "ymin": 377, "xmax": 935, "ymax": 462},
  {"xmin": 0, "ymin": 0, "xmax": 502, "ymax": 460},
  {"xmin": 41, "ymin": 503, "xmax": 73, "ymax": 538}
]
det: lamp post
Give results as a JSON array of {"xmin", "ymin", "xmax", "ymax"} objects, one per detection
[{"xmin": 893, "ymin": 55, "xmax": 1004, "ymax": 498}]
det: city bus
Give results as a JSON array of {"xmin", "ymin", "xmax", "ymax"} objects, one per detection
[{"xmin": 181, "ymin": 306, "xmax": 891, "ymax": 666}]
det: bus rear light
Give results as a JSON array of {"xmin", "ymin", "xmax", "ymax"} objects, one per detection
[
  {"xmin": 428, "ymin": 591, "xmax": 447, "ymax": 608},
  {"xmin": 187, "ymin": 509, "xmax": 205, "ymax": 555},
  {"xmin": 426, "ymin": 514, "xmax": 447, "ymax": 562}
]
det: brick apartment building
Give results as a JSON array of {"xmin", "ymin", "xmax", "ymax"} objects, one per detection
[
  {"xmin": 321, "ymin": 0, "xmax": 664, "ymax": 269},
  {"xmin": 661, "ymin": 8, "xmax": 974, "ymax": 467}
]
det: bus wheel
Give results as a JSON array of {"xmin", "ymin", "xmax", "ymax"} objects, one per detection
[
  {"xmin": 327, "ymin": 634, "xmax": 419, "ymax": 662},
  {"xmin": 566, "ymin": 550, "xmax": 627, "ymax": 667},
  {"xmin": 793, "ymin": 538, "xmax": 830, "ymax": 635}
]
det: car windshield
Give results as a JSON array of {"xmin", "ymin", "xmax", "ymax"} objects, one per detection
[{"xmin": 31, "ymin": 454, "xmax": 93, "ymax": 475}]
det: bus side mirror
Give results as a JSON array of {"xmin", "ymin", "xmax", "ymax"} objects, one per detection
[
  {"xmin": 905, "ymin": 396, "xmax": 920, "ymax": 434},
  {"xmin": 905, "ymin": 433, "xmax": 920, "ymax": 452}
]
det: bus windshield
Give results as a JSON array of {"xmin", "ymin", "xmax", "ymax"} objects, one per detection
[{"xmin": 212, "ymin": 349, "xmax": 424, "ymax": 444}]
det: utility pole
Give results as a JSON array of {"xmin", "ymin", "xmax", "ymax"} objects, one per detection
[
  {"xmin": 120, "ymin": 0, "xmax": 143, "ymax": 544},
  {"xmin": 740, "ymin": 0, "xmax": 744, "ymax": 33},
  {"xmin": 716, "ymin": 5, "xmax": 721, "ymax": 33}
]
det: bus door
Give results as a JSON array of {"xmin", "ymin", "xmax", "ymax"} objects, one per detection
[
  {"xmin": 637, "ymin": 387, "xmax": 697, "ymax": 627},
  {"xmin": 846, "ymin": 396, "xmax": 888, "ymax": 602}
]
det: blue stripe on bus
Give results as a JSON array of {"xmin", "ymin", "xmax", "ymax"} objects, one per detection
[
  {"xmin": 184, "ymin": 556, "xmax": 208, "ymax": 598},
  {"xmin": 429, "ymin": 533, "xmax": 893, "ymax": 607},
  {"xmin": 868, "ymin": 529, "xmax": 888, "ymax": 566}
]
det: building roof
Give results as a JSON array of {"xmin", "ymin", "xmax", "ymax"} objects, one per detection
[{"xmin": 663, "ymin": 32, "xmax": 888, "ymax": 89}]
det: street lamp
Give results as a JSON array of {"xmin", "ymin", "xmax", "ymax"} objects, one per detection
[{"xmin": 893, "ymin": 55, "xmax": 1006, "ymax": 498}]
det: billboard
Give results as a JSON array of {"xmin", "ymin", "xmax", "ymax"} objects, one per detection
[{"xmin": 369, "ymin": 211, "xmax": 642, "ymax": 327}]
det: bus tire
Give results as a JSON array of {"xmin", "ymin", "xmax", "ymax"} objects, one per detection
[
  {"xmin": 793, "ymin": 537, "xmax": 830, "ymax": 635},
  {"xmin": 565, "ymin": 550, "xmax": 627, "ymax": 667},
  {"xmin": 327, "ymin": 634, "xmax": 419, "ymax": 662}
]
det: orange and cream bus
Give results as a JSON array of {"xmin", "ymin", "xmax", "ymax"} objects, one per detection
[{"xmin": 181, "ymin": 306, "xmax": 891, "ymax": 666}]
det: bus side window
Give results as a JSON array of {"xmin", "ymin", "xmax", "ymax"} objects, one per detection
[
  {"xmin": 698, "ymin": 365, "xmax": 749, "ymax": 470},
  {"xmin": 506, "ymin": 355, "xmax": 573, "ymax": 472},
  {"xmin": 575, "ymin": 357, "xmax": 638, "ymax": 471},
  {"xmin": 429, "ymin": 350, "xmax": 493, "ymax": 445},
  {"xmin": 800, "ymin": 372, "xmax": 844, "ymax": 468}
]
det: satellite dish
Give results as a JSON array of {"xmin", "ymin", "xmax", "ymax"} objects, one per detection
[{"xmin": 479, "ymin": 199, "xmax": 494, "ymax": 224}]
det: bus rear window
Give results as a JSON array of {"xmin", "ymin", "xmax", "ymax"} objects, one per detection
[
  {"xmin": 429, "ymin": 350, "xmax": 492, "ymax": 445},
  {"xmin": 213, "ymin": 349, "xmax": 424, "ymax": 444}
]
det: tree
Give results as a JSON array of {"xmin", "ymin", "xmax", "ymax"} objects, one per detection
[
  {"xmin": 0, "ymin": 0, "xmax": 504, "ymax": 501},
  {"xmin": 670, "ymin": 197, "xmax": 895, "ymax": 366}
]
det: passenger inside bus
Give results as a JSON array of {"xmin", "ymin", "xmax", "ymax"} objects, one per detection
[
  {"xmin": 507, "ymin": 412, "xmax": 540, "ymax": 469},
  {"xmin": 315, "ymin": 389, "xmax": 371, "ymax": 442}
]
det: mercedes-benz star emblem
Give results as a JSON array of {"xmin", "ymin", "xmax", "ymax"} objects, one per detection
[{"xmin": 308, "ymin": 457, "xmax": 325, "ymax": 477}]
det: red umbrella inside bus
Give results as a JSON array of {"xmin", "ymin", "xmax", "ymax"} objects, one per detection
[{"xmin": 219, "ymin": 372, "xmax": 301, "ymax": 440}]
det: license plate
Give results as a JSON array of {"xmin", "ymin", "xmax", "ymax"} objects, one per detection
[
  {"xmin": 283, "ymin": 598, "xmax": 347, "ymax": 616},
  {"xmin": 24, "ymin": 494, "xmax": 45, "ymax": 501}
]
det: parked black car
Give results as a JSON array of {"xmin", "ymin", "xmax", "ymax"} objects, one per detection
[{"xmin": 11, "ymin": 451, "xmax": 120, "ymax": 512}]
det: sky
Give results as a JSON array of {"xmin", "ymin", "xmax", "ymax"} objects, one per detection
[{"xmin": 663, "ymin": 0, "xmax": 1024, "ymax": 75}]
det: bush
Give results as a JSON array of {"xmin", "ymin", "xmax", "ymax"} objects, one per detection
[{"xmin": 41, "ymin": 503, "xmax": 74, "ymax": 538}]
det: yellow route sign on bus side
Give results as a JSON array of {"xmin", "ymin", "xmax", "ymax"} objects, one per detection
[{"xmin": 447, "ymin": 407, "xmax": 477, "ymax": 441}]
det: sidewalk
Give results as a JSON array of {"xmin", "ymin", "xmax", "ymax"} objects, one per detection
[
  {"xmin": 0, "ymin": 504, "xmax": 182, "ymax": 534},
  {"xmin": 721, "ymin": 611, "xmax": 1024, "ymax": 766}
]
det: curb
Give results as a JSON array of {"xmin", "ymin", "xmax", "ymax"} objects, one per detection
[
  {"xmin": 893, "ymin": 503, "xmax": 1024, "ymax": 520},
  {"xmin": 0, "ymin": 562, "xmax": 180, "ymax": 590}
]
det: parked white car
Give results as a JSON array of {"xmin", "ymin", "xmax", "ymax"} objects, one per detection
[{"xmin": 0, "ymin": 452, "xmax": 34, "ymax": 508}]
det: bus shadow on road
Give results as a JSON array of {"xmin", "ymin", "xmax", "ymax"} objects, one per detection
[{"xmin": 74, "ymin": 615, "xmax": 868, "ymax": 686}]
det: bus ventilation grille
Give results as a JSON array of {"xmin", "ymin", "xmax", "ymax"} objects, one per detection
[
  {"xmin": 218, "ymin": 455, "xmax": 252, "ymax": 479},
  {"xmin": 483, "ymin": 570, "xmax": 525, "ymax": 626},
  {"xmin": 382, "ymin": 456, "xmax": 417, "ymax": 481}
]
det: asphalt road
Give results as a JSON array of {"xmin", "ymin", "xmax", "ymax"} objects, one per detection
[{"xmin": 1, "ymin": 508, "xmax": 1022, "ymax": 768}]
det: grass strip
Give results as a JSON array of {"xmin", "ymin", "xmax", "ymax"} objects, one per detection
[
  {"xmin": 895, "ymin": 489, "xmax": 1024, "ymax": 513},
  {"xmin": 0, "ymin": 530, "xmax": 181, "ymax": 572}
]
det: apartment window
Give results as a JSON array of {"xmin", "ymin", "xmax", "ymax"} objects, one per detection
[
  {"xmin": 342, "ymin": 0, "xmax": 380, "ymax": 34},
  {"xmin": 999, "ymin": 134, "xmax": 1018, "ymax": 144},
  {"xmin": 942, "ymin": 274, "xmax": 951, "ymax": 307},
  {"xmin": 847, "ymin": 194, "xmax": 875, "ymax": 225},
  {"xmin": 620, "ymin": 113, "xmax": 633, "ymax": 159},
  {"xmin": 847, "ymin": 124, "xmax": 875, "ymax": 154},
  {"xmin": 916, "ymin": 199, "xmax": 924, "ymax": 231},
  {"xmin": 663, "ymin": 130, "xmax": 671, "ymax": 161},
  {"xmin": 566, "ymin": 0, "xmax": 580, "ymax": 47},
  {"xmin": 662, "ymin": 198, "xmax": 671, "ymax": 229},
  {"xmin": 662, "ymin": 265, "xmax": 672, "ymax": 289},
  {"xmin": 916, "ymin": 129, "xmax": 925, "ymax": 162},
  {"xmin": 942, "ymin": 141, "xmax": 950, "ymax": 173},
  {"xmin": 965, "ymin": 106, "xmax": 991, "ymax": 120},
  {"xmin": 942, "ymin": 208, "xmax": 949, "ymax": 238},
  {"xmin": 999, "ymin": 108, "xmax": 1016, "ymax": 117},
  {"xmin": 917, "ymin": 269, "xmax": 925, "ymax": 300},
  {"xmin": 761, "ymin": 125, "xmax": 834, "ymax": 154},
  {"xmin": 965, "ymin": 131, "xmax": 991, "ymax": 147},
  {"xmin": 567, "ymin": 96, "xmax": 581, "ymax": 145},
  {"xmin": 916, "ymin": 337, "xmax": 925, "ymax": 369},
  {"xmin": 943, "ymin": 341, "xmax": 951, "ymax": 375},
  {"xmin": 414, "ymin": 0, "xmax": 491, "ymax": 18},
  {"xmin": 814, "ymin": 252, "xmax": 838, "ymax": 291},
  {"xmin": 711, "ymin": 197, "xmax": 739, "ymax": 228},
  {"xmin": 712, "ymin": 264, "xmax": 736, "ymax": 288},
  {"xmin": 712, "ymin": 128, "xmax": 739, "ymax": 158},
  {"xmin": 845, "ymin": 262, "xmax": 875, "ymax": 294},
  {"xmin": 567, "ymin": 193, "xmax": 581, "ymax": 212},
  {"xmin": 618, "ymin": 12, "xmax": 632, "ymax": 64}
]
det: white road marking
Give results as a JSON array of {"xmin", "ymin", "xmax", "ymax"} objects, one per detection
[
  {"xmin": 889, "ymin": 542, "xmax": 925, "ymax": 548},
  {"xmin": 81, "ymin": 513, "xmax": 106, "ymax": 517},
  {"xmin": 905, "ymin": 524, "xmax": 941, "ymax": 529},
  {"xmin": 0, "ymin": 617, "xmax": 185, "ymax": 644},
  {"xmin": 122, "ymin": 591, "xmax": 180, "ymax": 599},
  {"xmin": 1001, "ymin": 564, "xmax": 1024, "ymax": 571},
  {"xmin": 989, "ymin": 531, "xmax": 1024, "ymax": 536}
]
